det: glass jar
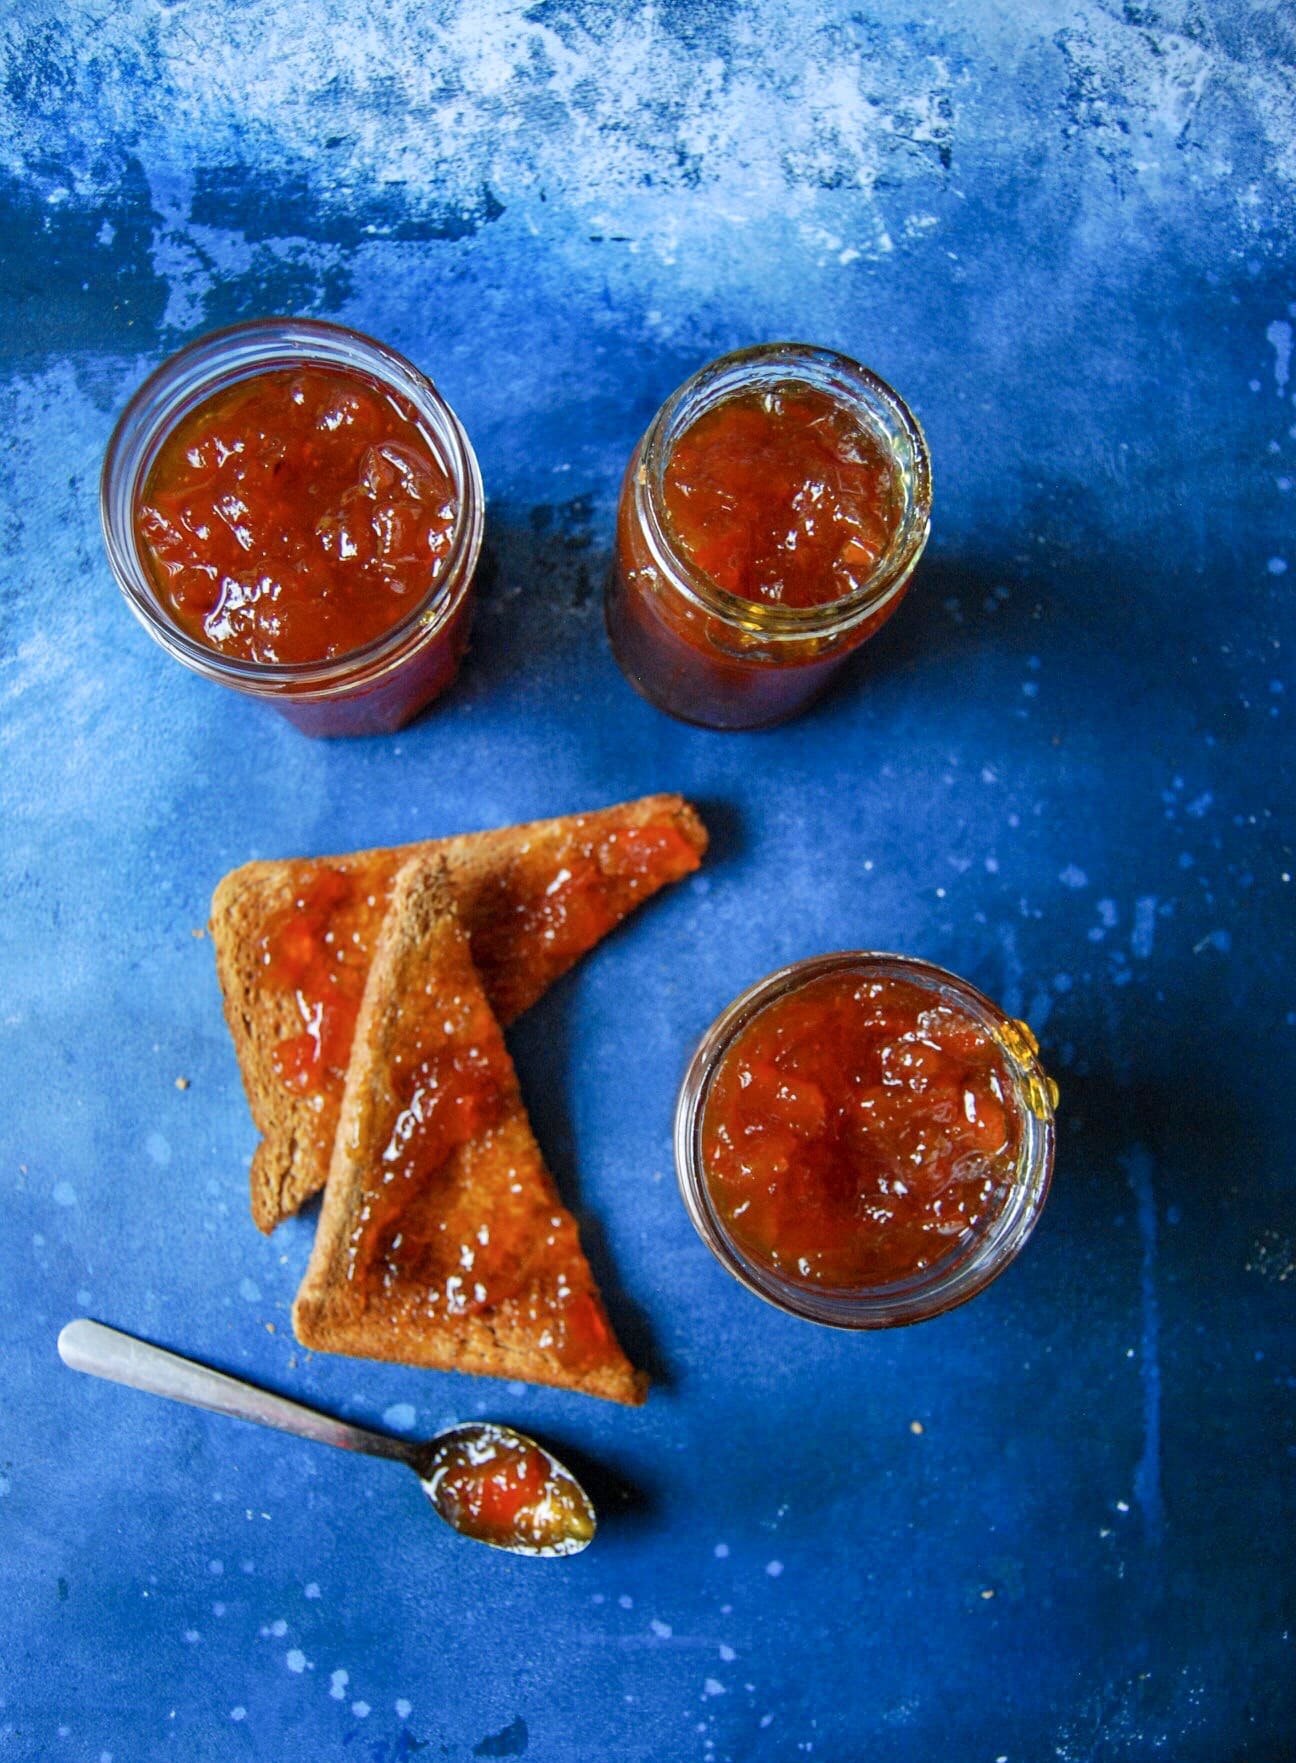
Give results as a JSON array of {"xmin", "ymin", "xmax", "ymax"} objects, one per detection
[
  {"xmin": 606, "ymin": 343, "xmax": 931, "ymax": 730},
  {"xmin": 674, "ymin": 952, "xmax": 1056, "ymax": 1328},
  {"xmin": 100, "ymin": 318, "xmax": 484, "ymax": 737}
]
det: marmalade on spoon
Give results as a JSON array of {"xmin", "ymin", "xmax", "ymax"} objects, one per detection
[{"xmin": 424, "ymin": 1427, "xmax": 595, "ymax": 1555}]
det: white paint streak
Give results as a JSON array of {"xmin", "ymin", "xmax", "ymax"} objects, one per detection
[
  {"xmin": 1267, "ymin": 320, "xmax": 1292, "ymax": 395},
  {"xmin": 1131, "ymin": 897, "xmax": 1158, "ymax": 960}
]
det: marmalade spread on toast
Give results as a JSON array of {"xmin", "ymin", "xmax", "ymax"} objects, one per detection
[
  {"xmin": 263, "ymin": 859, "xmax": 402, "ymax": 1095},
  {"xmin": 342, "ymin": 973, "xmax": 618, "ymax": 1374},
  {"xmin": 135, "ymin": 363, "xmax": 457, "ymax": 665},
  {"xmin": 261, "ymin": 815, "xmax": 702, "ymax": 1101},
  {"xmin": 700, "ymin": 971, "xmax": 1024, "ymax": 1290}
]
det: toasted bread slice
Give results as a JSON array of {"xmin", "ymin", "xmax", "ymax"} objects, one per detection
[
  {"xmin": 292, "ymin": 857, "xmax": 646, "ymax": 1405},
  {"xmin": 211, "ymin": 795, "xmax": 707, "ymax": 1232}
]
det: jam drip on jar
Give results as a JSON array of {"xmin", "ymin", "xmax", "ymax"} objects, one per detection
[
  {"xmin": 662, "ymin": 382, "xmax": 899, "ymax": 609},
  {"xmin": 136, "ymin": 363, "xmax": 458, "ymax": 665},
  {"xmin": 700, "ymin": 973, "xmax": 1024, "ymax": 1290}
]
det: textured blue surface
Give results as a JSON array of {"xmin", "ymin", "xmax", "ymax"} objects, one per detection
[{"xmin": 1, "ymin": 3, "xmax": 1293, "ymax": 1758}]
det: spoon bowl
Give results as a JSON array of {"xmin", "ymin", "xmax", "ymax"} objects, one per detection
[
  {"xmin": 57, "ymin": 1319, "xmax": 596, "ymax": 1557},
  {"xmin": 416, "ymin": 1421, "xmax": 596, "ymax": 1557}
]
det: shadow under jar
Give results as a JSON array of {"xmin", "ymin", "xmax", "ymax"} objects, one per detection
[
  {"xmin": 606, "ymin": 344, "xmax": 931, "ymax": 730},
  {"xmin": 675, "ymin": 954, "xmax": 1056, "ymax": 1328},
  {"xmin": 101, "ymin": 318, "xmax": 484, "ymax": 737}
]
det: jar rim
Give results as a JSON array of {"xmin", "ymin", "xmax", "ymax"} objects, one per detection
[
  {"xmin": 634, "ymin": 342, "xmax": 932, "ymax": 641},
  {"xmin": 674, "ymin": 951, "xmax": 1056, "ymax": 1330},
  {"xmin": 99, "ymin": 317, "xmax": 485, "ymax": 698}
]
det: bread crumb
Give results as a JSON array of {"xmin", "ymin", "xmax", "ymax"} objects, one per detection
[
  {"xmin": 175, "ymin": 1077, "xmax": 190, "ymax": 1090},
  {"xmin": 265, "ymin": 1322, "xmax": 277, "ymax": 1334},
  {"xmin": 980, "ymin": 1588, "xmax": 995, "ymax": 1600},
  {"xmin": 192, "ymin": 927, "xmax": 206, "ymax": 939},
  {"xmin": 909, "ymin": 1420, "xmax": 924, "ymax": 1434}
]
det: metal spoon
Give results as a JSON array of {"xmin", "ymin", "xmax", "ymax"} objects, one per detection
[{"xmin": 57, "ymin": 1319, "xmax": 596, "ymax": 1557}]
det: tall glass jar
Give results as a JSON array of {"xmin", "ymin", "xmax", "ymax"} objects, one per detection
[
  {"xmin": 606, "ymin": 344, "xmax": 931, "ymax": 730},
  {"xmin": 675, "ymin": 952, "xmax": 1056, "ymax": 1328},
  {"xmin": 101, "ymin": 318, "xmax": 484, "ymax": 737}
]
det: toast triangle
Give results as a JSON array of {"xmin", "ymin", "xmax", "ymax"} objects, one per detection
[
  {"xmin": 292, "ymin": 856, "xmax": 646, "ymax": 1405},
  {"xmin": 211, "ymin": 794, "xmax": 707, "ymax": 1231}
]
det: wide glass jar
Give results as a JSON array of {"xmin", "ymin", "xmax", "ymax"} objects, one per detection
[
  {"xmin": 675, "ymin": 953, "xmax": 1056, "ymax": 1327},
  {"xmin": 101, "ymin": 318, "xmax": 484, "ymax": 737},
  {"xmin": 606, "ymin": 344, "xmax": 931, "ymax": 730}
]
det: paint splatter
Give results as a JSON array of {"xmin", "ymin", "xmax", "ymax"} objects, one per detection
[
  {"xmin": 1267, "ymin": 319, "xmax": 1292, "ymax": 394},
  {"xmin": 1131, "ymin": 897, "xmax": 1158, "ymax": 959}
]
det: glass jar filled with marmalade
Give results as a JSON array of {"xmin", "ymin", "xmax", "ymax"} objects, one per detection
[
  {"xmin": 675, "ymin": 953, "xmax": 1056, "ymax": 1327},
  {"xmin": 606, "ymin": 344, "xmax": 931, "ymax": 730},
  {"xmin": 101, "ymin": 319, "xmax": 484, "ymax": 738}
]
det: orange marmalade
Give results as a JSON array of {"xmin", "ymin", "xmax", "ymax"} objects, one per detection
[
  {"xmin": 700, "ymin": 970, "xmax": 1024, "ymax": 1291},
  {"xmin": 136, "ymin": 363, "xmax": 457, "ymax": 666},
  {"xmin": 662, "ymin": 383, "xmax": 897, "ymax": 608},
  {"xmin": 262, "ymin": 860, "xmax": 401, "ymax": 1098},
  {"xmin": 424, "ymin": 1426, "xmax": 595, "ymax": 1555}
]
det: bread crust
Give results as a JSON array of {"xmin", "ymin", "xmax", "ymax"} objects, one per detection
[
  {"xmin": 210, "ymin": 795, "xmax": 707, "ymax": 1232},
  {"xmin": 291, "ymin": 857, "xmax": 647, "ymax": 1405}
]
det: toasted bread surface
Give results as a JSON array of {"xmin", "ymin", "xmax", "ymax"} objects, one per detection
[
  {"xmin": 211, "ymin": 794, "xmax": 707, "ymax": 1232},
  {"xmin": 291, "ymin": 857, "xmax": 646, "ymax": 1405}
]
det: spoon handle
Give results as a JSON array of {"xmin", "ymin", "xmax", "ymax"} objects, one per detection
[{"xmin": 57, "ymin": 1319, "xmax": 412, "ymax": 1466}]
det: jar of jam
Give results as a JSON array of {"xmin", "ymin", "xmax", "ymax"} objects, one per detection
[
  {"xmin": 100, "ymin": 318, "xmax": 484, "ymax": 737},
  {"xmin": 675, "ymin": 953, "xmax": 1056, "ymax": 1327},
  {"xmin": 606, "ymin": 344, "xmax": 931, "ymax": 730}
]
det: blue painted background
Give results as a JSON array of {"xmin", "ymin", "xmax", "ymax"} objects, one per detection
[{"xmin": 1, "ymin": 3, "xmax": 1293, "ymax": 1758}]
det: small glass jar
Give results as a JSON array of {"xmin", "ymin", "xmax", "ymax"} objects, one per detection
[
  {"xmin": 674, "ymin": 953, "xmax": 1056, "ymax": 1328},
  {"xmin": 606, "ymin": 343, "xmax": 931, "ymax": 730},
  {"xmin": 100, "ymin": 318, "xmax": 484, "ymax": 737}
]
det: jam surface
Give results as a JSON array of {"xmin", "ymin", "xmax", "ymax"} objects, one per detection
[
  {"xmin": 424, "ymin": 1426, "xmax": 595, "ymax": 1555},
  {"xmin": 662, "ymin": 382, "xmax": 898, "ymax": 609},
  {"xmin": 700, "ymin": 971, "xmax": 1024, "ymax": 1291},
  {"xmin": 136, "ymin": 363, "xmax": 457, "ymax": 664}
]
